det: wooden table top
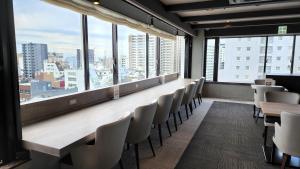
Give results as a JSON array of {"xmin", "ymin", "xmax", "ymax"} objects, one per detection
[
  {"xmin": 260, "ymin": 101, "xmax": 300, "ymax": 117},
  {"xmin": 22, "ymin": 78, "xmax": 194, "ymax": 157}
]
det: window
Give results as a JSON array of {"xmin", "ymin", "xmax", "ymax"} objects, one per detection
[
  {"xmin": 217, "ymin": 37, "xmax": 265, "ymax": 83},
  {"xmin": 293, "ymin": 36, "xmax": 300, "ymax": 74},
  {"xmin": 276, "ymin": 56, "xmax": 281, "ymax": 61},
  {"xmin": 205, "ymin": 39, "xmax": 215, "ymax": 81},
  {"xmin": 118, "ymin": 25, "xmax": 146, "ymax": 83},
  {"xmin": 177, "ymin": 36, "xmax": 186, "ymax": 77},
  {"xmin": 160, "ymin": 37, "xmax": 177, "ymax": 75},
  {"xmin": 259, "ymin": 56, "xmax": 265, "ymax": 63},
  {"xmin": 87, "ymin": 16, "xmax": 113, "ymax": 89},
  {"xmin": 260, "ymin": 46, "xmax": 265, "ymax": 54},
  {"xmin": 266, "ymin": 36, "xmax": 293, "ymax": 74},
  {"xmin": 237, "ymin": 47, "xmax": 241, "ymax": 51},
  {"xmin": 14, "ymin": 0, "xmax": 84, "ymax": 103},
  {"xmin": 148, "ymin": 35, "xmax": 157, "ymax": 77},
  {"xmin": 277, "ymin": 46, "xmax": 282, "ymax": 50}
]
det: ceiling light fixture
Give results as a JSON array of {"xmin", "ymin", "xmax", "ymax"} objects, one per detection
[{"xmin": 93, "ymin": 0, "xmax": 100, "ymax": 5}]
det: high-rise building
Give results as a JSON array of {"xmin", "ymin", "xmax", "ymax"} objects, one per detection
[
  {"xmin": 76, "ymin": 49, "xmax": 95, "ymax": 69},
  {"xmin": 22, "ymin": 43, "xmax": 48, "ymax": 79},
  {"xmin": 160, "ymin": 38, "xmax": 176, "ymax": 74},
  {"xmin": 128, "ymin": 35, "xmax": 146, "ymax": 71}
]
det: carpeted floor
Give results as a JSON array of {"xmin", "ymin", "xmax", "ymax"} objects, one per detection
[{"xmin": 175, "ymin": 101, "xmax": 285, "ymax": 169}]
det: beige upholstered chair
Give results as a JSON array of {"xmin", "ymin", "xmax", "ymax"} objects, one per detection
[
  {"xmin": 263, "ymin": 91, "xmax": 300, "ymax": 146},
  {"xmin": 196, "ymin": 77, "xmax": 205, "ymax": 104},
  {"xmin": 69, "ymin": 112, "xmax": 132, "ymax": 169},
  {"xmin": 170, "ymin": 88, "xmax": 185, "ymax": 130},
  {"xmin": 126, "ymin": 101, "xmax": 158, "ymax": 169},
  {"xmin": 253, "ymin": 85, "xmax": 284, "ymax": 121},
  {"xmin": 192, "ymin": 79, "xmax": 200, "ymax": 107},
  {"xmin": 153, "ymin": 93, "xmax": 174, "ymax": 146},
  {"xmin": 273, "ymin": 112, "xmax": 300, "ymax": 169},
  {"xmin": 181, "ymin": 83, "xmax": 197, "ymax": 120}
]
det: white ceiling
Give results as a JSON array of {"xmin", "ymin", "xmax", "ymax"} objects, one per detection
[
  {"xmin": 177, "ymin": 1, "xmax": 300, "ymax": 17},
  {"xmin": 160, "ymin": 0, "xmax": 213, "ymax": 5}
]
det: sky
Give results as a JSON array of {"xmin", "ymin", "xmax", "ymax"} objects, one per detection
[{"xmin": 13, "ymin": 0, "xmax": 144, "ymax": 59}]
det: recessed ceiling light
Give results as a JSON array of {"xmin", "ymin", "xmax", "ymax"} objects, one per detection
[{"xmin": 93, "ymin": 0, "xmax": 100, "ymax": 5}]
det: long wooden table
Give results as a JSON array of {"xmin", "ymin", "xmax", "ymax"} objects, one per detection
[
  {"xmin": 260, "ymin": 101, "xmax": 300, "ymax": 167},
  {"xmin": 22, "ymin": 78, "xmax": 194, "ymax": 157}
]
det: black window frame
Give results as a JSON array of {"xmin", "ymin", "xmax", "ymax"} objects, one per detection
[{"xmin": 204, "ymin": 34, "xmax": 299, "ymax": 84}]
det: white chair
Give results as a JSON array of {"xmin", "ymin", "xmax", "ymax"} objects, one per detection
[
  {"xmin": 273, "ymin": 112, "xmax": 300, "ymax": 169},
  {"xmin": 181, "ymin": 83, "xmax": 197, "ymax": 120},
  {"xmin": 253, "ymin": 85, "xmax": 284, "ymax": 121},
  {"xmin": 153, "ymin": 93, "xmax": 174, "ymax": 146},
  {"xmin": 195, "ymin": 77, "xmax": 205, "ymax": 104},
  {"xmin": 69, "ymin": 112, "xmax": 132, "ymax": 169},
  {"xmin": 170, "ymin": 88, "xmax": 185, "ymax": 130},
  {"xmin": 263, "ymin": 91, "xmax": 300, "ymax": 146},
  {"xmin": 126, "ymin": 101, "xmax": 158, "ymax": 169}
]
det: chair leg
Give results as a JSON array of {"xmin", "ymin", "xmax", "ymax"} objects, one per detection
[
  {"xmin": 281, "ymin": 153, "xmax": 290, "ymax": 169},
  {"xmin": 119, "ymin": 159, "xmax": 124, "ymax": 169},
  {"xmin": 147, "ymin": 136, "xmax": 155, "ymax": 157},
  {"xmin": 193, "ymin": 98, "xmax": 197, "ymax": 108},
  {"xmin": 197, "ymin": 96, "xmax": 201, "ymax": 104},
  {"xmin": 200, "ymin": 94, "xmax": 202, "ymax": 103},
  {"xmin": 166, "ymin": 120, "xmax": 172, "ymax": 137},
  {"xmin": 271, "ymin": 142, "xmax": 276, "ymax": 164},
  {"xmin": 255, "ymin": 108, "xmax": 261, "ymax": 123},
  {"xmin": 253, "ymin": 105, "xmax": 256, "ymax": 118},
  {"xmin": 189, "ymin": 103, "xmax": 193, "ymax": 115},
  {"xmin": 127, "ymin": 143, "xmax": 130, "ymax": 150},
  {"xmin": 134, "ymin": 144, "xmax": 140, "ymax": 169},
  {"xmin": 173, "ymin": 113, "xmax": 178, "ymax": 131},
  {"xmin": 185, "ymin": 104, "xmax": 189, "ymax": 119},
  {"xmin": 178, "ymin": 111, "xmax": 183, "ymax": 124},
  {"xmin": 263, "ymin": 126, "xmax": 268, "ymax": 147},
  {"xmin": 158, "ymin": 124, "xmax": 163, "ymax": 146}
]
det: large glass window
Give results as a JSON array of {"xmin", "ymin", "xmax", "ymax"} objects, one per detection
[
  {"xmin": 87, "ymin": 16, "xmax": 113, "ymax": 89},
  {"xmin": 14, "ymin": 0, "xmax": 84, "ymax": 103},
  {"xmin": 294, "ymin": 36, "xmax": 300, "ymax": 74},
  {"xmin": 217, "ymin": 37, "xmax": 266, "ymax": 83},
  {"xmin": 176, "ymin": 36, "xmax": 185, "ymax": 77},
  {"xmin": 118, "ymin": 25, "xmax": 146, "ymax": 83},
  {"xmin": 265, "ymin": 36, "xmax": 293, "ymax": 74},
  {"xmin": 148, "ymin": 35, "xmax": 157, "ymax": 78},
  {"xmin": 160, "ymin": 37, "xmax": 177, "ymax": 75},
  {"xmin": 205, "ymin": 39, "xmax": 215, "ymax": 81}
]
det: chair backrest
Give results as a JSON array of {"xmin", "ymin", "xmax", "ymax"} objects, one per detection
[
  {"xmin": 254, "ymin": 79, "xmax": 266, "ymax": 85},
  {"xmin": 126, "ymin": 101, "xmax": 158, "ymax": 144},
  {"xmin": 153, "ymin": 93, "xmax": 174, "ymax": 124},
  {"xmin": 197, "ymin": 77, "xmax": 205, "ymax": 94},
  {"xmin": 254, "ymin": 86, "xmax": 284, "ymax": 108},
  {"xmin": 265, "ymin": 91, "xmax": 300, "ymax": 104},
  {"xmin": 95, "ymin": 112, "xmax": 132, "ymax": 169},
  {"xmin": 193, "ymin": 79, "xmax": 200, "ymax": 97},
  {"xmin": 182, "ymin": 83, "xmax": 196, "ymax": 105},
  {"xmin": 170, "ymin": 88, "xmax": 185, "ymax": 114},
  {"xmin": 274, "ymin": 112, "xmax": 300, "ymax": 156}
]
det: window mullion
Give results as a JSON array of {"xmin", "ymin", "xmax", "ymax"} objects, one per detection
[
  {"xmin": 112, "ymin": 24, "xmax": 118, "ymax": 84},
  {"xmin": 156, "ymin": 37, "xmax": 160, "ymax": 76},
  {"xmin": 263, "ymin": 36, "xmax": 268, "ymax": 74},
  {"xmin": 82, "ymin": 15, "xmax": 90, "ymax": 90},
  {"xmin": 213, "ymin": 38, "xmax": 219, "ymax": 82},
  {"xmin": 291, "ymin": 35, "xmax": 296, "ymax": 74},
  {"xmin": 146, "ymin": 33, "xmax": 149, "ymax": 78}
]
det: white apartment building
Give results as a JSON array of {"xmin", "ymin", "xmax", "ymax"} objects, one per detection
[{"xmin": 64, "ymin": 69, "xmax": 85, "ymax": 91}]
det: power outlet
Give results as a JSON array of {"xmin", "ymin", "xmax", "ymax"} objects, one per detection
[{"xmin": 69, "ymin": 99, "xmax": 77, "ymax": 105}]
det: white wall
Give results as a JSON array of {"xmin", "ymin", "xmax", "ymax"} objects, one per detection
[{"xmin": 191, "ymin": 30, "xmax": 205, "ymax": 79}]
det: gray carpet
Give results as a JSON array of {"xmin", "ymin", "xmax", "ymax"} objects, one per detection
[{"xmin": 175, "ymin": 101, "xmax": 284, "ymax": 169}]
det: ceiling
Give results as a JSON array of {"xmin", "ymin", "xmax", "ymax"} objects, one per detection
[{"xmin": 159, "ymin": 0, "xmax": 300, "ymax": 30}]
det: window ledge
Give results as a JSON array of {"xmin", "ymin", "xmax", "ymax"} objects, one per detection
[{"xmin": 205, "ymin": 81, "xmax": 251, "ymax": 86}]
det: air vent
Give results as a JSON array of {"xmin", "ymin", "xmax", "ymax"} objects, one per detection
[{"xmin": 229, "ymin": 0, "xmax": 272, "ymax": 4}]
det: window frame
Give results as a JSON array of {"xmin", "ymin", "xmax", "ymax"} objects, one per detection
[{"xmin": 204, "ymin": 34, "xmax": 298, "ymax": 84}]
